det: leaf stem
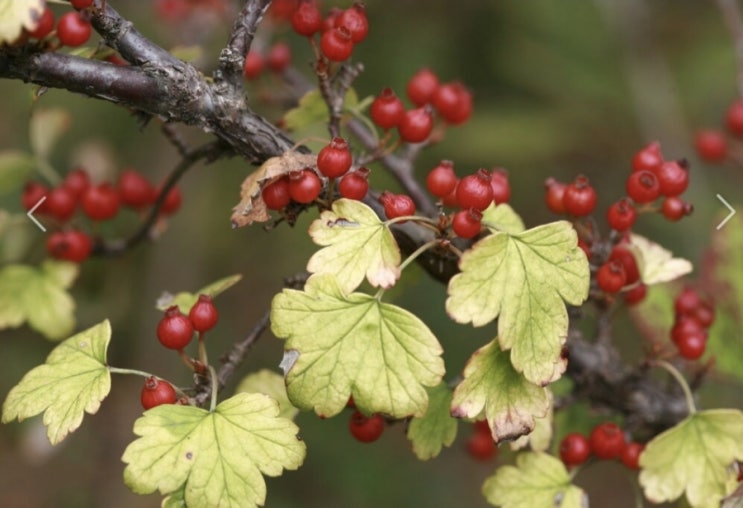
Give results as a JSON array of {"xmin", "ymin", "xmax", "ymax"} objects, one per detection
[
  {"xmin": 653, "ymin": 360, "xmax": 696, "ymax": 414},
  {"xmin": 208, "ymin": 365, "xmax": 219, "ymax": 412},
  {"xmin": 399, "ymin": 239, "xmax": 441, "ymax": 274},
  {"xmin": 108, "ymin": 366, "xmax": 154, "ymax": 378}
]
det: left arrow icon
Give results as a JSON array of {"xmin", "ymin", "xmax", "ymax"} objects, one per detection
[{"xmin": 27, "ymin": 196, "xmax": 47, "ymax": 232}]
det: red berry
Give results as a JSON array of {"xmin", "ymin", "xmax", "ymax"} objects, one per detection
[
  {"xmin": 267, "ymin": 42, "xmax": 292, "ymax": 73},
  {"xmin": 597, "ymin": 261, "xmax": 627, "ymax": 294},
  {"xmin": 726, "ymin": 100, "xmax": 743, "ymax": 136},
  {"xmin": 321, "ymin": 8, "xmax": 342, "ymax": 32},
  {"xmin": 157, "ymin": 306, "xmax": 194, "ymax": 350},
  {"xmin": 155, "ymin": 0, "xmax": 190, "ymax": 22},
  {"xmin": 63, "ymin": 168, "xmax": 90, "ymax": 199},
  {"xmin": 118, "ymin": 169, "xmax": 155, "ymax": 209},
  {"xmin": 140, "ymin": 376, "xmax": 178, "ymax": 410},
  {"xmin": 626, "ymin": 170, "xmax": 660, "ymax": 204},
  {"xmin": 46, "ymin": 186, "xmax": 77, "ymax": 222},
  {"xmin": 426, "ymin": 160, "xmax": 457, "ymax": 198},
  {"xmin": 451, "ymin": 208, "xmax": 483, "ymax": 239},
  {"xmin": 334, "ymin": 3, "xmax": 368, "ymax": 43},
  {"xmin": 406, "ymin": 68, "xmax": 440, "ymax": 107},
  {"xmin": 82, "ymin": 183, "xmax": 120, "ymax": 221},
  {"xmin": 22, "ymin": 181, "xmax": 49, "ymax": 214},
  {"xmin": 608, "ymin": 246, "xmax": 640, "ymax": 284},
  {"xmin": 320, "ymin": 26, "xmax": 354, "ymax": 62},
  {"xmin": 563, "ymin": 175, "xmax": 597, "ymax": 217},
  {"xmin": 544, "ymin": 178, "xmax": 567, "ymax": 214},
  {"xmin": 559, "ymin": 433, "xmax": 591, "ymax": 467},
  {"xmin": 456, "ymin": 169, "xmax": 494, "ymax": 211},
  {"xmin": 262, "ymin": 177, "xmax": 291, "ymax": 210},
  {"xmin": 46, "ymin": 230, "xmax": 92, "ymax": 263},
  {"xmin": 57, "ymin": 12, "xmax": 92, "ymax": 47},
  {"xmin": 466, "ymin": 431, "xmax": 496, "ymax": 461},
  {"xmin": 677, "ymin": 331, "xmax": 706, "ymax": 360},
  {"xmin": 655, "ymin": 160, "xmax": 689, "ymax": 197},
  {"xmin": 675, "ymin": 287, "xmax": 702, "ymax": 316},
  {"xmin": 694, "ymin": 303, "xmax": 715, "ymax": 328},
  {"xmin": 317, "ymin": 137, "xmax": 352, "ymax": 178},
  {"xmin": 606, "ymin": 198, "xmax": 637, "ymax": 232},
  {"xmin": 632, "ymin": 141, "xmax": 664, "ymax": 173},
  {"xmin": 441, "ymin": 184, "xmax": 459, "ymax": 208},
  {"xmin": 624, "ymin": 283, "xmax": 647, "ymax": 305},
  {"xmin": 432, "ymin": 82, "xmax": 473, "ymax": 125},
  {"xmin": 28, "ymin": 7, "xmax": 55, "ymax": 39},
  {"xmin": 349, "ymin": 410, "xmax": 384, "ymax": 443},
  {"xmin": 71, "ymin": 0, "xmax": 94, "ymax": 8},
  {"xmin": 489, "ymin": 169, "xmax": 511, "ymax": 205},
  {"xmin": 589, "ymin": 422, "xmax": 626, "ymax": 460},
  {"xmin": 243, "ymin": 51, "xmax": 264, "ymax": 80},
  {"xmin": 339, "ymin": 167, "xmax": 369, "ymax": 200},
  {"xmin": 578, "ymin": 239, "xmax": 591, "ymax": 259},
  {"xmin": 620, "ymin": 442, "xmax": 644, "ymax": 470},
  {"xmin": 269, "ymin": 0, "xmax": 298, "ymax": 21},
  {"xmin": 370, "ymin": 88, "xmax": 405, "ymax": 130},
  {"xmin": 288, "ymin": 168, "xmax": 322, "ymax": 204},
  {"xmin": 156, "ymin": 183, "xmax": 182, "ymax": 215},
  {"xmin": 397, "ymin": 107, "xmax": 434, "ymax": 143},
  {"xmin": 291, "ymin": 0, "xmax": 322, "ymax": 36},
  {"xmin": 473, "ymin": 419, "xmax": 490, "ymax": 435},
  {"xmin": 661, "ymin": 196, "xmax": 693, "ymax": 222},
  {"xmin": 379, "ymin": 191, "xmax": 415, "ymax": 220},
  {"xmin": 695, "ymin": 130, "xmax": 727, "ymax": 163},
  {"xmin": 671, "ymin": 316, "xmax": 705, "ymax": 345},
  {"xmin": 189, "ymin": 294, "xmax": 219, "ymax": 333}
]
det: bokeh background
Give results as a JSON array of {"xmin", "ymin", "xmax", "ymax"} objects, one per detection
[{"xmin": 1, "ymin": 0, "xmax": 742, "ymax": 507}]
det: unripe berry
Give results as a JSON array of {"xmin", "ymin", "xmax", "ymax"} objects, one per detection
[
  {"xmin": 406, "ymin": 68, "xmax": 440, "ymax": 107},
  {"xmin": 695, "ymin": 129, "xmax": 727, "ymax": 163},
  {"xmin": 589, "ymin": 422, "xmax": 626, "ymax": 460},
  {"xmin": 426, "ymin": 160, "xmax": 457, "ymax": 198},
  {"xmin": 291, "ymin": 0, "xmax": 322, "ymax": 37},
  {"xmin": 451, "ymin": 208, "xmax": 482, "ymax": 239},
  {"xmin": 563, "ymin": 175, "xmax": 597, "ymax": 217},
  {"xmin": 157, "ymin": 306, "xmax": 194, "ymax": 350},
  {"xmin": 189, "ymin": 294, "xmax": 219, "ymax": 333},
  {"xmin": 397, "ymin": 107, "xmax": 434, "ymax": 143},
  {"xmin": 320, "ymin": 26, "xmax": 354, "ymax": 62},
  {"xmin": 338, "ymin": 167, "xmax": 369, "ymax": 200},
  {"xmin": 559, "ymin": 433, "xmax": 591, "ymax": 467},
  {"xmin": 456, "ymin": 169, "xmax": 493, "ymax": 210},
  {"xmin": 370, "ymin": 88, "xmax": 405, "ymax": 130},
  {"xmin": 335, "ymin": 3, "xmax": 369, "ymax": 43},
  {"xmin": 141, "ymin": 376, "xmax": 178, "ymax": 410},
  {"xmin": 82, "ymin": 183, "xmax": 120, "ymax": 221},
  {"xmin": 348, "ymin": 410, "xmax": 384, "ymax": 443},
  {"xmin": 57, "ymin": 12, "xmax": 92, "ymax": 47},
  {"xmin": 262, "ymin": 177, "xmax": 291, "ymax": 210},
  {"xmin": 317, "ymin": 137, "xmax": 352, "ymax": 178}
]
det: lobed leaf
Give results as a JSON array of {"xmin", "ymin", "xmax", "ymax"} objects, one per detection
[
  {"xmin": 235, "ymin": 369, "xmax": 299, "ymax": 420},
  {"xmin": 481, "ymin": 203, "xmax": 525, "ymax": 234},
  {"xmin": 407, "ymin": 383, "xmax": 458, "ymax": 460}
]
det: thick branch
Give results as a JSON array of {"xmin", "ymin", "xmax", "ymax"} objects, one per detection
[{"xmin": 216, "ymin": 0, "xmax": 272, "ymax": 87}]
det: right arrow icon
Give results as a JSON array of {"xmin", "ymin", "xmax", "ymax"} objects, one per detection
[{"xmin": 716, "ymin": 194, "xmax": 736, "ymax": 230}]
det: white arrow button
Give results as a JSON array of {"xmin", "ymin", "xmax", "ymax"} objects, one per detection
[
  {"xmin": 716, "ymin": 194, "xmax": 736, "ymax": 230},
  {"xmin": 26, "ymin": 195, "xmax": 47, "ymax": 232}
]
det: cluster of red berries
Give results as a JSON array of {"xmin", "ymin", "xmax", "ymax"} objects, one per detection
[
  {"xmin": 157, "ymin": 294, "xmax": 219, "ymax": 351},
  {"xmin": 346, "ymin": 398, "xmax": 385, "ymax": 443},
  {"xmin": 595, "ymin": 243, "xmax": 647, "ymax": 304},
  {"xmin": 287, "ymin": 1, "xmax": 368, "ymax": 62},
  {"xmin": 243, "ymin": 42, "xmax": 293, "ymax": 79},
  {"xmin": 22, "ymin": 168, "xmax": 181, "ymax": 263},
  {"xmin": 23, "ymin": 1, "xmax": 95, "ymax": 48},
  {"xmin": 670, "ymin": 287, "xmax": 715, "ymax": 360},
  {"xmin": 465, "ymin": 420, "xmax": 497, "ymax": 461},
  {"xmin": 559, "ymin": 422, "xmax": 644, "ymax": 471},
  {"xmin": 692, "ymin": 97, "xmax": 743, "ymax": 164}
]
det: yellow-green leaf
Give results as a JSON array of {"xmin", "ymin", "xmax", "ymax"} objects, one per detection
[
  {"xmin": 156, "ymin": 274, "xmax": 242, "ymax": 313},
  {"xmin": 30, "ymin": 108, "xmax": 71, "ymax": 161},
  {"xmin": 482, "ymin": 451, "xmax": 586, "ymax": 508},
  {"xmin": 122, "ymin": 392, "xmax": 306, "ymax": 508},
  {"xmin": 639, "ymin": 409, "xmax": 743, "ymax": 508},
  {"xmin": 629, "ymin": 233, "xmax": 692, "ymax": 285},
  {"xmin": 510, "ymin": 396, "xmax": 553, "ymax": 452},
  {"xmin": 446, "ymin": 221, "xmax": 589, "ymax": 385},
  {"xmin": 307, "ymin": 199, "xmax": 401, "ymax": 294},
  {"xmin": 235, "ymin": 369, "xmax": 298, "ymax": 420},
  {"xmin": 407, "ymin": 383, "xmax": 458, "ymax": 460},
  {"xmin": 0, "ymin": 260, "xmax": 78, "ymax": 340},
  {"xmin": 0, "ymin": 151, "xmax": 34, "ymax": 195},
  {"xmin": 481, "ymin": 203, "xmax": 525, "ymax": 234},
  {"xmin": 451, "ymin": 340, "xmax": 550, "ymax": 443},
  {"xmin": 271, "ymin": 274, "xmax": 444, "ymax": 418},
  {"xmin": 1, "ymin": 320, "xmax": 112, "ymax": 445},
  {"xmin": 0, "ymin": 0, "xmax": 44, "ymax": 44},
  {"xmin": 283, "ymin": 88, "xmax": 358, "ymax": 131}
]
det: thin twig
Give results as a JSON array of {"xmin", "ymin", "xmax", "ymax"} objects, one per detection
[{"xmin": 216, "ymin": 0, "xmax": 272, "ymax": 88}]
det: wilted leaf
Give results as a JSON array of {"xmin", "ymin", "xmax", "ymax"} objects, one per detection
[
  {"xmin": 0, "ymin": 0, "xmax": 45, "ymax": 44},
  {"xmin": 30, "ymin": 108, "xmax": 71, "ymax": 161},
  {"xmin": 2, "ymin": 321, "xmax": 112, "ymax": 445},
  {"xmin": 123, "ymin": 393, "xmax": 306, "ymax": 508},
  {"xmin": 230, "ymin": 152, "xmax": 317, "ymax": 228},
  {"xmin": 407, "ymin": 383, "xmax": 458, "ymax": 460},
  {"xmin": 235, "ymin": 369, "xmax": 298, "ymax": 420},
  {"xmin": 271, "ymin": 274, "xmax": 444, "ymax": 418},
  {"xmin": 510, "ymin": 396, "xmax": 553, "ymax": 452},
  {"xmin": 307, "ymin": 199, "xmax": 401, "ymax": 294},
  {"xmin": 481, "ymin": 203, "xmax": 525, "ymax": 235},
  {"xmin": 0, "ymin": 151, "xmax": 34, "ymax": 195},
  {"xmin": 156, "ymin": 274, "xmax": 242, "ymax": 313},
  {"xmin": 629, "ymin": 233, "xmax": 692, "ymax": 285},
  {"xmin": 446, "ymin": 221, "xmax": 589, "ymax": 385},
  {"xmin": 284, "ymin": 89, "xmax": 358, "ymax": 131}
]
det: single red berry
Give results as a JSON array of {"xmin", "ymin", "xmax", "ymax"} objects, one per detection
[
  {"xmin": 118, "ymin": 169, "xmax": 155, "ymax": 209},
  {"xmin": 46, "ymin": 186, "xmax": 77, "ymax": 222},
  {"xmin": 655, "ymin": 160, "xmax": 689, "ymax": 197},
  {"xmin": 726, "ymin": 100, "xmax": 743, "ymax": 136},
  {"xmin": 597, "ymin": 261, "xmax": 627, "ymax": 293},
  {"xmin": 626, "ymin": 170, "xmax": 660, "ymax": 204},
  {"xmin": 141, "ymin": 376, "xmax": 178, "ymax": 410},
  {"xmin": 677, "ymin": 331, "xmax": 707, "ymax": 360},
  {"xmin": 632, "ymin": 141, "xmax": 664, "ymax": 173},
  {"xmin": 397, "ymin": 106, "xmax": 434, "ymax": 143},
  {"xmin": 608, "ymin": 245, "xmax": 640, "ymax": 284},
  {"xmin": 268, "ymin": 0, "xmax": 298, "ymax": 22},
  {"xmin": 291, "ymin": 0, "xmax": 322, "ymax": 36},
  {"xmin": 379, "ymin": 191, "xmax": 415, "ymax": 220},
  {"xmin": 607, "ymin": 198, "xmax": 637, "ymax": 232},
  {"xmin": 695, "ymin": 130, "xmax": 727, "ymax": 163},
  {"xmin": 589, "ymin": 422, "xmax": 626, "ymax": 460},
  {"xmin": 544, "ymin": 178, "xmax": 567, "ymax": 214},
  {"xmin": 473, "ymin": 420, "xmax": 490, "ymax": 435},
  {"xmin": 317, "ymin": 137, "xmax": 352, "ymax": 178},
  {"xmin": 489, "ymin": 169, "xmax": 511, "ymax": 204},
  {"xmin": 338, "ymin": 167, "xmax": 370, "ymax": 200},
  {"xmin": 335, "ymin": 3, "xmax": 368, "ymax": 43},
  {"xmin": 671, "ymin": 316, "xmax": 705, "ymax": 345},
  {"xmin": 322, "ymin": 7, "xmax": 342, "ymax": 32},
  {"xmin": 661, "ymin": 196, "xmax": 693, "ymax": 222},
  {"xmin": 22, "ymin": 182, "xmax": 49, "ymax": 213},
  {"xmin": 288, "ymin": 168, "xmax": 322, "ymax": 204},
  {"xmin": 320, "ymin": 26, "xmax": 354, "ymax": 62},
  {"xmin": 82, "ymin": 183, "xmax": 120, "ymax": 221},
  {"xmin": 559, "ymin": 433, "xmax": 591, "ymax": 467},
  {"xmin": 426, "ymin": 160, "xmax": 458, "ymax": 198},
  {"xmin": 156, "ymin": 183, "xmax": 182, "ymax": 215},
  {"xmin": 189, "ymin": 294, "xmax": 219, "ymax": 333},
  {"xmin": 466, "ymin": 432, "xmax": 496, "ymax": 461},
  {"xmin": 674, "ymin": 287, "xmax": 702, "ymax": 316},
  {"xmin": 267, "ymin": 42, "xmax": 292, "ymax": 73},
  {"xmin": 441, "ymin": 183, "xmax": 459, "ymax": 208},
  {"xmin": 620, "ymin": 442, "xmax": 644, "ymax": 470},
  {"xmin": 370, "ymin": 88, "xmax": 405, "ymax": 130},
  {"xmin": 71, "ymin": 0, "xmax": 94, "ymax": 8},
  {"xmin": 349, "ymin": 410, "xmax": 384, "ymax": 443},
  {"xmin": 406, "ymin": 68, "xmax": 440, "ymax": 107},
  {"xmin": 28, "ymin": 7, "xmax": 55, "ymax": 39},
  {"xmin": 624, "ymin": 283, "xmax": 647, "ymax": 305},
  {"xmin": 262, "ymin": 177, "xmax": 291, "ymax": 210},
  {"xmin": 157, "ymin": 305, "xmax": 194, "ymax": 350},
  {"xmin": 563, "ymin": 175, "xmax": 597, "ymax": 217},
  {"xmin": 694, "ymin": 303, "xmax": 715, "ymax": 328},
  {"xmin": 243, "ymin": 51, "xmax": 264, "ymax": 80},
  {"xmin": 452, "ymin": 208, "xmax": 483, "ymax": 239},
  {"xmin": 456, "ymin": 169, "xmax": 494, "ymax": 211},
  {"xmin": 63, "ymin": 168, "xmax": 90, "ymax": 199},
  {"xmin": 432, "ymin": 82, "xmax": 473, "ymax": 125},
  {"xmin": 57, "ymin": 12, "xmax": 92, "ymax": 47},
  {"xmin": 46, "ymin": 231, "xmax": 67, "ymax": 260}
]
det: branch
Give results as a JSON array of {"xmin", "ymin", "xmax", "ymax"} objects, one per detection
[{"xmin": 216, "ymin": 0, "xmax": 272, "ymax": 87}]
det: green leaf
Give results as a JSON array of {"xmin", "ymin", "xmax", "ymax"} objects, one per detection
[
  {"xmin": 482, "ymin": 452, "xmax": 586, "ymax": 508},
  {"xmin": 407, "ymin": 383, "xmax": 458, "ymax": 460},
  {"xmin": 0, "ymin": 0, "xmax": 45, "ymax": 44},
  {"xmin": 156, "ymin": 274, "xmax": 242, "ymax": 313},
  {"xmin": 1, "ymin": 320, "xmax": 112, "ymax": 445},
  {"xmin": 451, "ymin": 340, "xmax": 550, "ymax": 443},
  {"xmin": 639, "ymin": 409, "xmax": 743, "ymax": 507},
  {"xmin": 0, "ymin": 260, "xmax": 78, "ymax": 340},
  {"xmin": 161, "ymin": 487, "xmax": 186, "ymax": 508},
  {"xmin": 122, "ymin": 392, "xmax": 306, "ymax": 508},
  {"xmin": 30, "ymin": 108, "xmax": 71, "ymax": 161},
  {"xmin": 629, "ymin": 233, "xmax": 692, "ymax": 285},
  {"xmin": 271, "ymin": 274, "xmax": 444, "ymax": 418},
  {"xmin": 235, "ymin": 369, "xmax": 298, "ymax": 420},
  {"xmin": 283, "ymin": 88, "xmax": 358, "ymax": 131},
  {"xmin": 481, "ymin": 203, "xmax": 525, "ymax": 234},
  {"xmin": 0, "ymin": 151, "xmax": 34, "ymax": 195},
  {"xmin": 307, "ymin": 199, "xmax": 401, "ymax": 294},
  {"xmin": 446, "ymin": 221, "xmax": 589, "ymax": 385}
]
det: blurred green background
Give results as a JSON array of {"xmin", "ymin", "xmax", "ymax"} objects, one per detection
[{"xmin": 1, "ymin": 0, "xmax": 742, "ymax": 507}]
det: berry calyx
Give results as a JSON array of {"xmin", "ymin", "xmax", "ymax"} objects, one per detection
[
  {"xmin": 291, "ymin": 0, "xmax": 322, "ymax": 37},
  {"xmin": 544, "ymin": 178, "xmax": 567, "ymax": 214},
  {"xmin": 339, "ymin": 167, "xmax": 370, "ymax": 200},
  {"xmin": 140, "ymin": 376, "xmax": 178, "ymax": 410},
  {"xmin": 189, "ymin": 294, "xmax": 219, "ymax": 333},
  {"xmin": 597, "ymin": 261, "xmax": 627, "ymax": 294},
  {"xmin": 379, "ymin": 191, "xmax": 415, "ymax": 220},
  {"xmin": 606, "ymin": 198, "xmax": 636, "ymax": 232},
  {"xmin": 466, "ymin": 432, "xmax": 496, "ymax": 461},
  {"xmin": 661, "ymin": 196, "xmax": 693, "ymax": 222},
  {"xmin": 267, "ymin": 42, "xmax": 292, "ymax": 73},
  {"xmin": 288, "ymin": 168, "xmax": 322, "ymax": 204},
  {"xmin": 118, "ymin": 169, "xmax": 155, "ymax": 209},
  {"xmin": 620, "ymin": 442, "xmax": 645, "ymax": 470},
  {"xmin": 589, "ymin": 422, "xmax": 626, "ymax": 460},
  {"xmin": 82, "ymin": 183, "xmax": 120, "ymax": 221},
  {"xmin": 406, "ymin": 68, "xmax": 440, "ymax": 107},
  {"xmin": 695, "ymin": 129, "xmax": 727, "ymax": 163},
  {"xmin": 370, "ymin": 88, "xmax": 405, "ymax": 130},
  {"xmin": 456, "ymin": 169, "xmax": 494, "ymax": 211},
  {"xmin": 562, "ymin": 175, "xmax": 597, "ymax": 217},
  {"xmin": 157, "ymin": 306, "xmax": 194, "ymax": 350},
  {"xmin": 348, "ymin": 410, "xmax": 384, "ymax": 443},
  {"xmin": 489, "ymin": 169, "xmax": 511, "ymax": 205},
  {"xmin": 726, "ymin": 100, "xmax": 743, "ymax": 136},
  {"xmin": 632, "ymin": 141, "xmax": 663, "ymax": 173},
  {"xmin": 262, "ymin": 177, "xmax": 291, "ymax": 210},
  {"xmin": 426, "ymin": 160, "xmax": 457, "ymax": 198},
  {"xmin": 57, "ymin": 12, "xmax": 92, "ymax": 47},
  {"xmin": 451, "ymin": 208, "xmax": 483, "ymax": 239},
  {"xmin": 397, "ymin": 106, "xmax": 434, "ymax": 143},
  {"xmin": 243, "ymin": 51, "xmax": 264, "ymax": 80},
  {"xmin": 655, "ymin": 160, "xmax": 689, "ymax": 197},
  {"xmin": 432, "ymin": 82, "xmax": 473, "ymax": 125},
  {"xmin": 317, "ymin": 137, "xmax": 352, "ymax": 178},
  {"xmin": 559, "ymin": 433, "xmax": 591, "ymax": 467},
  {"xmin": 626, "ymin": 170, "xmax": 660, "ymax": 204},
  {"xmin": 320, "ymin": 25, "xmax": 354, "ymax": 62},
  {"xmin": 28, "ymin": 7, "xmax": 55, "ymax": 39},
  {"xmin": 46, "ymin": 186, "xmax": 77, "ymax": 222},
  {"xmin": 335, "ymin": 3, "xmax": 369, "ymax": 43}
]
